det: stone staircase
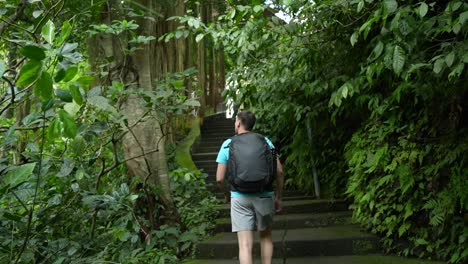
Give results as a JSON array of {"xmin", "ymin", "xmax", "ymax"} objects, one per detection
[
  {"xmin": 187, "ymin": 113, "xmax": 443, "ymax": 264},
  {"xmin": 192, "ymin": 114, "xmax": 234, "ymax": 189}
]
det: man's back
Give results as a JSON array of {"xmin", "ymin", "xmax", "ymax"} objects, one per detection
[{"xmin": 227, "ymin": 132, "xmax": 276, "ymax": 193}]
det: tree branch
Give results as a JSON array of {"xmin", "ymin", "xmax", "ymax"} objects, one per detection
[
  {"xmin": 0, "ymin": 0, "xmax": 28, "ymax": 36},
  {"xmin": 0, "ymin": 76, "xmax": 16, "ymax": 116},
  {"xmin": 100, "ymin": 148, "xmax": 160, "ymax": 177},
  {"xmin": 32, "ymin": 0, "xmax": 64, "ymax": 34},
  {"xmin": 0, "ymin": 125, "xmax": 47, "ymax": 132}
]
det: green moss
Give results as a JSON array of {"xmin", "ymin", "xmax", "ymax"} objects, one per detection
[
  {"xmin": 341, "ymin": 255, "xmax": 445, "ymax": 264},
  {"xmin": 175, "ymin": 117, "xmax": 200, "ymax": 170},
  {"xmin": 353, "ymin": 239, "xmax": 376, "ymax": 254}
]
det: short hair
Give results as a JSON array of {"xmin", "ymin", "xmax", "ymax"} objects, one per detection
[{"xmin": 237, "ymin": 110, "xmax": 256, "ymax": 131}]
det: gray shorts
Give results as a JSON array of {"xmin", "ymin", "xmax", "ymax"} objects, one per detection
[{"xmin": 231, "ymin": 195, "xmax": 275, "ymax": 232}]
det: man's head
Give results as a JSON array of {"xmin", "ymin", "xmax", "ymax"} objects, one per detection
[{"xmin": 235, "ymin": 110, "xmax": 256, "ymax": 134}]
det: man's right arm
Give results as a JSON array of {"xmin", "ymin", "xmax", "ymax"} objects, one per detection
[
  {"xmin": 275, "ymin": 158, "xmax": 284, "ymax": 213},
  {"xmin": 216, "ymin": 163, "xmax": 230, "ymax": 203},
  {"xmin": 215, "ymin": 140, "xmax": 230, "ymax": 203}
]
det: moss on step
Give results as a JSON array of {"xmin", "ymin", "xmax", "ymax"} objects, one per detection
[
  {"xmin": 353, "ymin": 239, "xmax": 376, "ymax": 254},
  {"xmin": 175, "ymin": 117, "xmax": 200, "ymax": 170},
  {"xmin": 183, "ymin": 255, "xmax": 445, "ymax": 264}
]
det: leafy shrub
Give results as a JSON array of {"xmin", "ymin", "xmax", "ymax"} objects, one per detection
[{"xmin": 205, "ymin": 0, "xmax": 467, "ymax": 262}]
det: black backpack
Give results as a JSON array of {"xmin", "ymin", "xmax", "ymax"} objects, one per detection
[{"xmin": 227, "ymin": 132, "xmax": 277, "ymax": 193}]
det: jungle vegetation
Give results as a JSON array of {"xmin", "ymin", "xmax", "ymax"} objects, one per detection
[{"xmin": 0, "ymin": 0, "xmax": 466, "ymax": 263}]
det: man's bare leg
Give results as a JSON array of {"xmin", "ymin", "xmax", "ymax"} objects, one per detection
[
  {"xmin": 237, "ymin": 231, "xmax": 254, "ymax": 264},
  {"xmin": 259, "ymin": 228, "xmax": 273, "ymax": 264}
]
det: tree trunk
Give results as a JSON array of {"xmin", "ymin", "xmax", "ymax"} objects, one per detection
[
  {"xmin": 125, "ymin": 0, "xmax": 179, "ymax": 226},
  {"xmin": 197, "ymin": 38, "xmax": 206, "ymax": 118},
  {"xmin": 175, "ymin": 0, "xmax": 186, "ymax": 73},
  {"xmin": 196, "ymin": 3, "xmax": 209, "ymax": 118},
  {"xmin": 217, "ymin": 49, "xmax": 226, "ymax": 111},
  {"xmin": 14, "ymin": 97, "xmax": 30, "ymax": 164},
  {"xmin": 87, "ymin": 1, "xmax": 180, "ymax": 237},
  {"xmin": 207, "ymin": 3, "xmax": 217, "ymax": 112}
]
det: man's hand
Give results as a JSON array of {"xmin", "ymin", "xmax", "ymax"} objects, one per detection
[
  {"xmin": 275, "ymin": 198, "xmax": 282, "ymax": 214},
  {"xmin": 275, "ymin": 158, "xmax": 284, "ymax": 214},
  {"xmin": 216, "ymin": 163, "xmax": 229, "ymax": 203},
  {"xmin": 225, "ymin": 192, "xmax": 231, "ymax": 204}
]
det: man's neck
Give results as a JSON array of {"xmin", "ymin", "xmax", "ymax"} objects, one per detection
[{"xmin": 237, "ymin": 128, "xmax": 250, "ymax": 134}]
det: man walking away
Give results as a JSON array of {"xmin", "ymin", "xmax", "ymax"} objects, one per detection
[{"xmin": 215, "ymin": 110, "xmax": 284, "ymax": 264}]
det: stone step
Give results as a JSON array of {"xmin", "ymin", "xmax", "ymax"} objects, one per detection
[
  {"xmin": 192, "ymin": 153, "xmax": 218, "ymax": 162},
  {"xmin": 200, "ymin": 125, "xmax": 235, "ymax": 133},
  {"xmin": 199, "ymin": 130, "xmax": 232, "ymax": 136},
  {"xmin": 200, "ymin": 123, "xmax": 236, "ymax": 130},
  {"xmin": 196, "ymin": 225, "xmax": 379, "ymax": 258},
  {"xmin": 192, "ymin": 145, "xmax": 221, "ymax": 153},
  {"xmin": 199, "ymin": 135, "xmax": 230, "ymax": 140},
  {"xmin": 212, "ymin": 192, "xmax": 316, "ymax": 200},
  {"xmin": 200, "ymin": 129, "xmax": 233, "ymax": 134},
  {"xmin": 197, "ymin": 169, "xmax": 216, "ymax": 177},
  {"xmin": 184, "ymin": 255, "xmax": 445, "ymax": 264},
  {"xmin": 197, "ymin": 139, "xmax": 228, "ymax": 146},
  {"xmin": 199, "ymin": 133, "xmax": 231, "ymax": 138},
  {"xmin": 194, "ymin": 165, "xmax": 216, "ymax": 172},
  {"xmin": 193, "ymin": 160, "xmax": 217, "ymax": 165},
  {"xmin": 202, "ymin": 116, "xmax": 232, "ymax": 122},
  {"xmin": 215, "ymin": 199, "xmax": 349, "ymax": 218},
  {"xmin": 193, "ymin": 161, "xmax": 218, "ymax": 170},
  {"xmin": 200, "ymin": 126, "xmax": 234, "ymax": 132},
  {"xmin": 202, "ymin": 118, "xmax": 233, "ymax": 123},
  {"xmin": 193, "ymin": 163, "xmax": 217, "ymax": 170},
  {"xmin": 214, "ymin": 211, "xmax": 353, "ymax": 233}
]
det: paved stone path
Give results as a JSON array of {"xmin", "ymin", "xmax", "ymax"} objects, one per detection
[{"xmin": 187, "ymin": 113, "xmax": 443, "ymax": 264}]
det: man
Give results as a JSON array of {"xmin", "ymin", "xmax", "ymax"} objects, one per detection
[{"xmin": 216, "ymin": 110, "xmax": 284, "ymax": 264}]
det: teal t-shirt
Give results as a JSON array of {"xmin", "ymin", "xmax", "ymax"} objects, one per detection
[{"xmin": 216, "ymin": 134, "xmax": 275, "ymax": 197}]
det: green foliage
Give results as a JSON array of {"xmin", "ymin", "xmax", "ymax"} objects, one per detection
[
  {"xmin": 205, "ymin": 0, "xmax": 467, "ymax": 263},
  {"xmin": 0, "ymin": 1, "xmax": 210, "ymax": 263},
  {"xmin": 170, "ymin": 168, "xmax": 219, "ymax": 251}
]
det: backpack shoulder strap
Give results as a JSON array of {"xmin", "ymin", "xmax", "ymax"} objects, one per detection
[
  {"xmin": 224, "ymin": 137, "xmax": 234, "ymax": 149},
  {"xmin": 255, "ymin": 133, "xmax": 276, "ymax": 151}
]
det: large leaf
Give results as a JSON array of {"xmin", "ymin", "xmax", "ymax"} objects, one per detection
[
  {"xmin": 87, "ymin": 95, "xmax": 116, "ymax": 113},
  {"xmin": 384, "ymin": 0, "xmax": 398, "ymax": 15},
  {"xmin": 60, "ymin": 43, "xmax": 78, "ymax": 55},
  {"xmin": 433, "ymin": 58, "xmax": 445, "ymax": 74},
  {"xmin": 57, "ymin": 20, "xmax": 72, "ymax": 46},
  {"xmin": 392, "ymin": 45, "xmax": 405, "ymax": 75},
  {"xmin": 460, "ymin": 11, "xmax": 468, "ymax": 25},
  {"xmin": 55, "ymin": 89, "xmax": 73, "ymax": 102},
  {"xmin": 445, "ymin": 52, "xmax": 455, "ymax": 67},
  {"xmin": 20, "ymin": 45, "xmax": 46, "ymax": 61},
  {"xmin": 58, "ymin": 158, "xmax": 75, "ymax": 177},
  {"xmin": 418, "ymin": 3, "xmax": 428, "ymax": 18},
  {"xmin": 41, "ymin": 20, "xmax": 55, "ymax": 44},
  {"xmin": 76, "ymin": 75, "xmax": 94, "ymax": 87},
  {"xmin": 0, "ymin": 60, "xmax": 5, "ymax": 77},
  {"xmin": 48, "ymin": 117, "xmax": 62, "ymax": 140},
  {"xmin": 69, "ymin": 85, "xmax": 83, "ymax": 105},
  {"xmin": 54, "ymin": 68, "xmax": 66, "ymax": 82},
  {"xmin": 2, "ymin": 163, "xmax": 36, "ymax": 190},
  {"xmin": 32, "ymin": 10, "xmax": 43, "ymax": 18},
  {"xmin": 35, "ymin": 71, "xmax": 53, "ymax": 100},
  {"xmin": 17, "ymin": 60, "xmax": 42, "ymax": 87},
  {"xmin": 368, "ymin": 41, "xmax": 384, "ymax": 61},
  {"xmin": 64, "ymin": 102, "xmax": 81, "ymax": 117},
  {"xmin": 183, "ymin": 99, "xmax": 201, "ymax": 107},
  {"xmin": 350, "ymin": 32, "xmax": 359, "ymax": 46},
  {"xmin": 59, "ymin": 109, "xmax": 77, "ymax": 139},
  {"xmin": 62, "ymin": 66, "xmax": 78, "ymax": 82},
  {"xmin": 195, "ymin": 34, "xmax": 204, "ymax": 43}
]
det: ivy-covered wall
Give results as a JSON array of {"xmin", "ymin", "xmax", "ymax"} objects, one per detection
[{"xmin": 206, "ymin": 1, "xmax": 467, "ymax": 262}]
